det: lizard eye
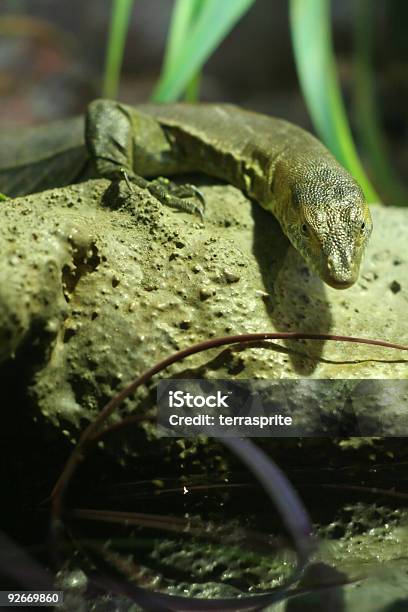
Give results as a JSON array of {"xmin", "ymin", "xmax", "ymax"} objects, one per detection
[
  {"xmin": 360, "ymin": 222, "xmax": 365, "ymax": 232},
  {"xmin": 301, "ymin": 223, "xmax": 308, "ymax": 235}
]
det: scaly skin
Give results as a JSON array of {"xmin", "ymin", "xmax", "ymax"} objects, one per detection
[
  {"xmin": 0, "ymin": 100, "xmax": 373, "ymax": 288},
  {"xmin": 86, "ymin": 100, "xmax": 373, "ymax": 289},
  {"xmin": 271, "ymin": 148, "xmax": 373, "ymax": 289}
]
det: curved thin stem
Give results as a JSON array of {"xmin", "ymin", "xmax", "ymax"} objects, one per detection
[
  {"xmin": 49, "ymin": 329, "xmax": 407, "ymax": 610},
  {"xmin": 51, "ymin": 330, "xmax": 408, "ymax": 506}
]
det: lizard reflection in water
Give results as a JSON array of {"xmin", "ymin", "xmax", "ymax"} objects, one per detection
[{"xmin": 0, "ymin": 99, "xmax": 372, "ymax": 289}]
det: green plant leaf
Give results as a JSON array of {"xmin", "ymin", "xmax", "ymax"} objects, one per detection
[
  {"xmin": 353, "ymin": 0, "xmax": 407, "ymax": 206},
  {"xmin": 103, "ymin": 0, "xmax": 134, "ymax": 99},
  {"xmin": 161, "ymin": 0, "xmax": 203, "ymax": 102},
  {"xmin": 162, "ymin": 0, "xmax": 203, "ymax": 76},
  {"xmin": 184, "ymin": 71, "xmax": 202, "ymax": 102},
  {"xmin": 289, "ymin": 0, "xmax": 379, "ymax": 203},
  {"xmin": 152, "ymin": 0, "xmax": 255, "ymax": 102}
]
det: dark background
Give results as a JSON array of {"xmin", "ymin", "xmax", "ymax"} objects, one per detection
[{"xmin": 0, "ymin": 0, "xmax": 406, "ymax": 179}]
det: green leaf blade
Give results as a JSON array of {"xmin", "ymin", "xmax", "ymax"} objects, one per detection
[
  {"xmin": 289, "ymin": 0, "xmax": 378, "ymax": 203},
  {"xmin": 103, "ymin": 0, "xmax": 134, "ymax": 99},
  {"xmin": 152, "ymin": 0, "xmax": 255, "ymax": 102},
  {"xmin": 353, "ymin": 0, "xmax": 407, "ymax": 206},
  {"xmin": 162, "ymin": 0, "xmax": 203, "ymax": 76}
]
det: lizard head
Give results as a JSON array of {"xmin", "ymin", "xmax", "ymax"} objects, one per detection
[{"xmin": 277, "ymin": 161, "xmax": 373, "ymax": 289}]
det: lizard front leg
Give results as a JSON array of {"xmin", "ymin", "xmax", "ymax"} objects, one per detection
[{"xmin": 85, "ymin": 99, "xmax": 205, "ymax": 219}]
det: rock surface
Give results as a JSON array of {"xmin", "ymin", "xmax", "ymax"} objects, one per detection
[
  {"xmin": 0, "ymin": 178, "xmax": 407, "ymax": 426},
  {"xmin": 1, "ymin": 177, "xmax": 408, "ymax": 611}
]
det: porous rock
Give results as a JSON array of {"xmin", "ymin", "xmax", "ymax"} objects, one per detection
[{"xmin": 0, "ymin": 178, "xmax": 407, "ymax": 428}]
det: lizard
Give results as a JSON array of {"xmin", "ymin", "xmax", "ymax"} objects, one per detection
[{"xmin": 0, "ymin": 99, "xmax": 373, "ymax": 289}]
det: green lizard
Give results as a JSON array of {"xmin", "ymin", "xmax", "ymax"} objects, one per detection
[{"xmin": 0, "ymin": 99, "xmax": 372, "ymax": 289}]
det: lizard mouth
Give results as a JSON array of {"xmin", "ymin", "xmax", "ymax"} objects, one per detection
[
  {"xmin": 320, "ymin": 255, "xmax": 360, "ymax": 290},
  {"xmin": 325, "ymin": 276, "xmax": 356, "ymax": 290},
  {"xmin": 322, "ymin": 265, "xmax": 358, "ymax": 289}
]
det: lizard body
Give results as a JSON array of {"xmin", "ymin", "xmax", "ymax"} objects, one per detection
[{"xmin": 0, "ymin": 99, "xmax": 372, "ymax": 288}]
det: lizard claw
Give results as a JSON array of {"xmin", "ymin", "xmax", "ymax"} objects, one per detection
[
  {"xmin": 119, "ymin": 168, "xmax": 133, "ymax": 190},
  {"xmin": 188, "ymin": 184, "xmax": 206, "ymax": 207},
  {"xmin": 146, "ymin": 177, "xmax": 206, "ymax": 221},
  {"xmin": 107, "ymin": 171, "xmax": 205, "ymax": 222}
]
